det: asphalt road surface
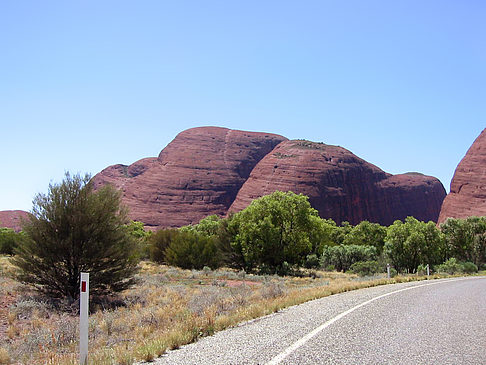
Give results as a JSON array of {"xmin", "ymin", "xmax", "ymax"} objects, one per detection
[{"xmin": 149, "ymin": 277, "xmax": 486, "ymax": 365}]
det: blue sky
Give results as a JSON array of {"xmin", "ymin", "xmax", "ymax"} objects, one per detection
[{"xmin": 1, "ymin": 0, "xmax": 485, "ymax": 212}]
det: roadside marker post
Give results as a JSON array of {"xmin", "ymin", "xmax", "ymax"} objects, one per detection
[
  {"xmin": 80, "ymin": 272, "xmax": 89, "ymax": 365},
  {"xmin": 426, "ymin": 264, "xmax": 430, "ymax": 277},
  {"xmin": 387, "ymin": 264, "xmax": 390, "ymax": 279}
]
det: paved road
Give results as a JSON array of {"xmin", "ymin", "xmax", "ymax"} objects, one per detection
[{"xmin": 149, "ymin": 277, "xmax": 486, "ymax": 365}]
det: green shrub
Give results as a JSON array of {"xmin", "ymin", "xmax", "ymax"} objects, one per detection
[
  {"xmin": 320, "ymin": 245, "xmax": 377, "ymax": 272},
  {"xmin": 349, "ymin": 260, "xmax": 382, "ymax": 276},
  {"xmin": 304, "ymin": 254, "xmax": 320, "ymax": 269},
  {"xmin": 125, "ymin": 221, "xmax": 152, "ymax": 259},
  {"xmin": 165, "ymin": 231, "xmax": 222, "ymax": 270},
  {"xmin": 416, "ymin": 264, "xmax": 429, "ymax": 276},
  {"xmin": 148, "ymin": 229, "xmax": 180, "ymax": 264},
  {"xmin": 462, "ymin": 261, "xmax": 478, "ymax": 274},
  {"xmin": 435, "ymin": 258, "xmax": 463, "ymax": 274},
  {"xmin": 0, "ymin": 228, "xmax": 27, "ymax": 255}
]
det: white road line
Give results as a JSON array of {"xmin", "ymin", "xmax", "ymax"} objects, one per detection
[{"xmin": 265, "ymin": 277, "xmax": 480, "ymax": 365}]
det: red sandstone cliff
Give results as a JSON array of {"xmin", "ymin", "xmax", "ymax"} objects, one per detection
[
  {"xmin": 438, "ymin": 128, "xmax": 486, "ymax": 223},
  {"xmin": 93, "ymin": 127, "xmax": 287, "ymax": 228},
  {"xmin": 0, "ymin": 210, "xmax": 30, "ymax": 232},
  {"xmin": 230, "ymin": 140, "xmax": 446, "ymax": 226},
  {"xmin": 93, "ymin": 127, "xmax": 446, "ymax": 229}
]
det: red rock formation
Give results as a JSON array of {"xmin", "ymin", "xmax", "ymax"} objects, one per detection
[
  {"xmin": 93, "ymin": 127, "xmax": 287, "ymax": 229},
  {"xmin": 94, "ymin": 128, "xmax": 446, "ymax": 229},
  {"xmin": 438, "ymin": 128, "xmax": 486, "ymax": 223},
  {"xmin": 0, "ymin": 210, "xmax": 30, "ymax": 232},
  {"xmin": 229, "ymin": 140, "xmax": 446, "ymax": 225}
]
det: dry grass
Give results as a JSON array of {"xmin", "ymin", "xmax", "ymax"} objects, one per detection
[{"xmin": 0, "ymin": 257, "xmax": 440, "ymax": 364}]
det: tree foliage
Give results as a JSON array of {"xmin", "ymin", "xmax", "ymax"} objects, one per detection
[
  {"xmin": 164, "ymin": 231, "xmax": 222, "ymax": 270},
  {"xmin": 343, "ymin": 221, "xmax": 387, "ymax": 254},
  {"xmin": 142, "ymin": 191, "xmax": 486, "ymax": 276},
  {"xmin": 124, "ymin": 220, "xmax": 152, "ymax": 259},
  {"xmin": 231, "ymin": 191, "xmax": 319, "ymax": 273},
  {"xmin": 0, "ymin": 228, "xmax": 27, "ymax": 255},
  {"xmin": 384, "ymin": 217, "xmax": 444, "ymax": 273},
  {"xmin": 320, "ymin": 244, "xmax": 377, "ymax": 272},
  {"xmin": 148, "ymin": 228, "xmax": 180, "ymax": 264},
  {"xmin": 349, "ymin": 260, "xmax": 382, "ymax": 276},
  {"xmin": 440, "ymin": 217, "xmax": 486, "ymax": 267},
  {"xmin": 10, "ymin": 173, "xmax": 139, "ymax": 300}
]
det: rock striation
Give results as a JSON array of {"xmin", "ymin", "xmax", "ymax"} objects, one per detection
[
  {"xmin": 93, "ymin": 127, "xmax": 287, "ymax": 228},
  {"xmin": 438, "ymin": 128, "xmax": 486, "ymax": 223},
  {"xmin": 94, "ymin": 127, "xmax": 446, "ymax": 229},
  {"xmin": 229, "ymin": 140, "xmax": 446, "ymax": 226},
  {"xmin": 0, "ymin": 210, "xmax": 30, "ymax": 232}
]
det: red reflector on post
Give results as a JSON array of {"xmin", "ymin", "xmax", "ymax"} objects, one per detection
[{"xmin": 81, "ymin": 281, "xmax": 87, "ymax": 292}]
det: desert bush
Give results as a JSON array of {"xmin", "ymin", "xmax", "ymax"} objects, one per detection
[
  {"xmin": 304, "ymin": 254, "xmax": 320, "ymax": 269},
  {"xmin": 416, "ymin": 264, "xmax": 429, "ymax": 276},
  {"xmin": 10, "ymin": 299, "xmax": 52, "ymax": 320},
  {"xmin": 125, "ymin": 221, "xmax": 152, "ymax": 259},
  {"xmin": 435, "ymin": 258, "xmax": 463, "ymax": 274},
  {"xmin": 52, "ymin": 314, "xmax": 78, "ymax": 346},
  {"xmin": 260, "ymin": 281, "xmax": 285, "ymax": 299},
  {"xmin": 165, "ymin": 231, "xmax": 222, "ymax": 270},
  {"xmin": 11, "ymin": 172, "xmax": 138, "ymax": 300},
  {"xmin": 349, "ymin": 260, "xmax": 382, "ymax": 276},
  {"xmin": 148, "ymin": 229, "xmax": 180, "ymax": 264},
  {"xmin": 188, "ymin": 286, "xmax": 225, "ymax": 315},
  {"xmin": 461, "ymin": 261, "xmax": 478, "ymax": 274},
  {"xmin": 441, "ymin": 216, "xmax": 486, "ymax": 267},
  {"xmin": 0, "ymin": 229, "xmax": 26, "ymax": 256},
  {"xmin": 320, "ymin": 245, "xmax": 377, "ymax": 272}
]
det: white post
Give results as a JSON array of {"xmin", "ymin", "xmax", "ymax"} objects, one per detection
[
  {"xmin": 426, "ymin": 264, "xmax": 430, "ymax": 277},
  {"xmin": 80, "ymin": 272, "xmax": 89, "ymax": 365},
  {"xmin": 387, "ymin": 264, "xmax": 391, "ymax": 279}
]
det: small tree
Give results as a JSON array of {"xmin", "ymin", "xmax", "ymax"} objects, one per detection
[
  {"xmin": 343, "ymin": 221, "xmax": 387, "ymax": 254},
  {"xmin": 440, "ymin": 217, "xmax": 486, "ymax": 267},
  {"xmin": 384, "ymin": 217, "xmax": 444, "ymax": 273},
  {"xmin": 11, "ymin": 173, "xmax": 139, "ymax": 301},
  {"xmin": 231, "ymin": 191, "xmax": 317, "ymax": 273}
]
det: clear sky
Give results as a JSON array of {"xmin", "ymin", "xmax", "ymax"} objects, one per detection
[{"xmin": 1, "ymin": 0, "xmax": 485, "ymax": 212}]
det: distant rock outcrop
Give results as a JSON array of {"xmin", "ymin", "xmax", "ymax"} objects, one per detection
[
  {"xmin": 0, "ymin": 210, "xmax": 30, "ymax": 232},
  {"xmin": 438, "ymin": 128, "xmax": 486, "ymax": 223},
  {"xmin": 230, "ymin": 140, "xmax": 446, "ymax": 226},
  {"xmin": 93, "ymin": 127, "xmax": 287, "ymax": 228},
  {"xmin": 94, "ymin": 127, "xmax": 446, "ymax": 230}
]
